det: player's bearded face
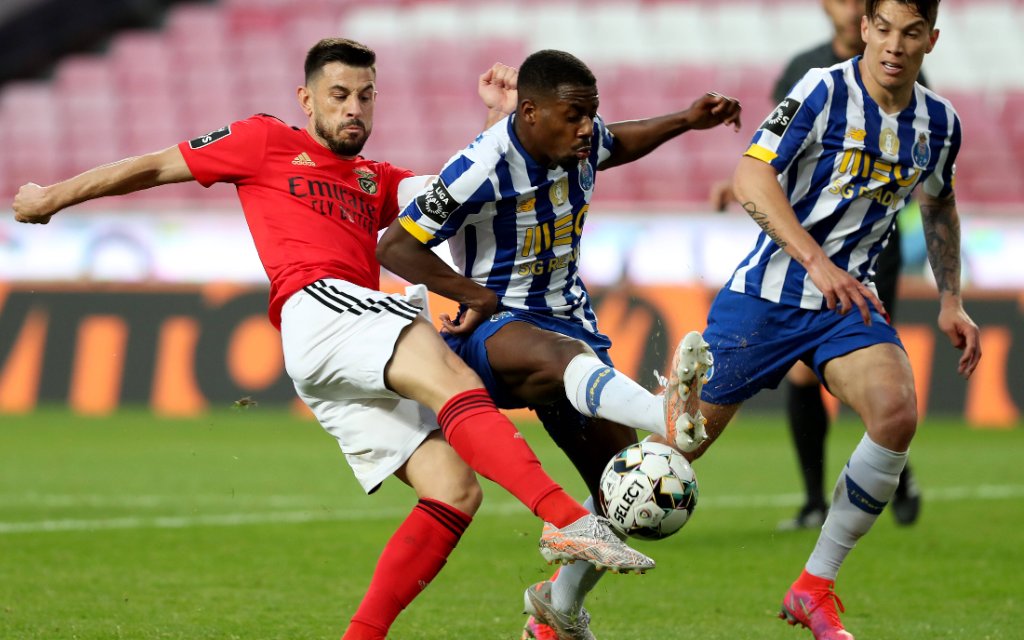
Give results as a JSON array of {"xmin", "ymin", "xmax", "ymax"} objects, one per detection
[
  {"xmin": 314, "ymin": 112, "xmax": 370, "ymax": 156},
  {"xmin": 304, "ymin": 62, "xmax": 376, "ymax": 157}
]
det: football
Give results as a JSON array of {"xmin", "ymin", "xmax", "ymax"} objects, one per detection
[{"xmin": 599, "ymin": 440, "xmax": 698, "ymax": 540}]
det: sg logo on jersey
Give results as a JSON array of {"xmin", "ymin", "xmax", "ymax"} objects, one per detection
[
  {"xmin": 188, "ymin": 125, "xmax": 231, "ymax": 149},
  {"xmin": 761, "ymin": 99, "xmax": 802, "ymax": 136}
]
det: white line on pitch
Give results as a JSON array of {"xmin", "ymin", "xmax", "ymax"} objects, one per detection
[{"xmin": 1, "ymin": 484, "xmax": 1022, "ymax": 535}]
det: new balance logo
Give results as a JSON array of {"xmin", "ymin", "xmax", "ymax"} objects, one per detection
[{"xmin": 291, "ymin": 152, "xmax": 316, "ymax": 166}]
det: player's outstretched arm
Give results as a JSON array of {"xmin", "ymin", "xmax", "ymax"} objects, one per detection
[
  {"xmin": 919, "ymin": 190, "xmax": 981, "ymax": 378},
  {"xmin": 478, "ymin": 62, "xmax": 517, "ymax": 129},
  {"xmin": 733, "ymin": 155, "xmax": 884, "ymax": 324},
  {"xmin": 601, "ymin": 92, "xmax": 742, "ymax": 170},
  {"xmin": 12, "ymin": 146, "xmax": 194, "ymax": 224},
  {"xmin": 377, "ymin": 221, "xmax": 499, "ymax": 336}
]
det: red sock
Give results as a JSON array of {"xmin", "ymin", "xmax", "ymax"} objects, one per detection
[
  {"xmin": 437, "ymin": 389, "xmax": 587, "ymax": 527},
  {"xmin": 795, "ymin": 568, "xmax": 834, "ymax": 589},
  {"xmin": 341, "ymin": 621, "xmax": 384, "ymax": 640},
  {"xmin": 342, "ymin": 499, "xmax": 471, "ymax": 639}
]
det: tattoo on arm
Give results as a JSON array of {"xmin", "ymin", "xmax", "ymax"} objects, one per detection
[
  {"xmin": 742, "ymin": 201, "xmax": 788, "ymax": 248},
  {"xmin": 920, "ymin": 196, "xmax": 961, "ymax": 296}
]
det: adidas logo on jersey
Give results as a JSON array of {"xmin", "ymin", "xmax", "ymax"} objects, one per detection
[{"xmin": 292, "ymin": 152, "xmax": 316, "ymax": 166}]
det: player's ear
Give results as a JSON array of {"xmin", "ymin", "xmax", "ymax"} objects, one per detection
[
  {"xmin": 926, "ymin": 28, "xmax": 939, "ymax": 53},
  {"xmin": 520, "ymin": 98, "xmax": 537, "ymax": 124},
  {"xmin": 297, "ymin": 85, "xmax": 314, "ymax": 117}
]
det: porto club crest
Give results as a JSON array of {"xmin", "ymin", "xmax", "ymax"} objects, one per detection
[
  {"xmin": 912, "ymin": 131, "xmax": 931, "ymax": 168},
  {"xmin": 578, "ymin": 160, "xmax": 594, "ymax": 191}
]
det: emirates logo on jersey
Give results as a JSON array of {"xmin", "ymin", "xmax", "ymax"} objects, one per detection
[{"xmin": 355, "ymin": 168, "xmax": 378, "ymax": 194}]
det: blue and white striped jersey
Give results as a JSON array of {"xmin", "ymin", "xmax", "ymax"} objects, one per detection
[
  {"xmin": 397, "ymin": 114, "xmax": 616, "ymax": 333},
  {"xmin": 730, "ymin": 56, "xmax": 961, "ymax": 309}
]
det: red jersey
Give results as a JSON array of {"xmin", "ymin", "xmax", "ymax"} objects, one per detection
[{"xmin": 178, "ymin": 114, "xmax": 414, "ymax": 328}]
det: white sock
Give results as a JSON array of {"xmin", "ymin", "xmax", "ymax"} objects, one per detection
[
  {"xmin": 551, "ymin": 495, "xmax": 607, "ymax": 614},
  {"xmin": 563, "ymin": 354, "xmax": 665, "ymax": 437},
  {"xmin": 806, "ymin": 433, "xmax": 907, "ymax": 580}
]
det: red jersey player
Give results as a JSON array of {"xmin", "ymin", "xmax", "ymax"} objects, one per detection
[
  {"xmin": 12, "ymin": 38, "xmax": 654, "ymax": 639},
  {"xmin": 180, "ymin": 111, "xmax": 412, "ymax": 330}
]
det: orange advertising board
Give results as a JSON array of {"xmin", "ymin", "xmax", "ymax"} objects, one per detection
[{"xmin": 0, "ymin": 281, "xmax": 1019, "ymax": 427}]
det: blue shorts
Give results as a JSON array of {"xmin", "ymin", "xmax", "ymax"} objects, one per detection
[
  {"xmin": 443, "ymin": 309, "xmax": 613, "ymax": 409},
  {"xmin": 701, "ymin": 289, "xmax": 904, "ymax": 405}
]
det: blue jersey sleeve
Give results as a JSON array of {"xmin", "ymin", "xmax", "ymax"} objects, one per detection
[
  {"xmin": 397, "ymin": 149, "xmax": 497, "ymax": 248},
  {"xmin": 922, "ymin": 111, "xmax": 961, "ymax": 199},
  {"xmin": 744, "ymin": 68, "xmax": 832, "ymax": 173}
]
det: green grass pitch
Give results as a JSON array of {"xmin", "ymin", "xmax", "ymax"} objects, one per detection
[{"xmin": 1, "ymin": 408, "xmax": 1021, "ymax": 639}]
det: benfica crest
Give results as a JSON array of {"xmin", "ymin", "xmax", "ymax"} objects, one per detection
[{"xmin": 355, "ymin": 168, "xmax": 378, "ymax": 194}]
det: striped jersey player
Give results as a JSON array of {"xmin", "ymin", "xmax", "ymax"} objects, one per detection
[
  {"xmin": 396, "ymin": 113, "xmax": 615, "ymax": 335},
  {"xmin": 729, "ymin": 55, "xmax": 960, "ymax": 310},
  {"xmin": 378, "ymin": 49, "xmax": 742, "ymax": 638},
  {"xmin": 694, "ymin": 3, "xmax": 982, "ymax": 638}
]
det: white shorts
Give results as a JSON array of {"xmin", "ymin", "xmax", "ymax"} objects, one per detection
[{"xmin": 280, "ymin": 279, "xmax": 438, "ymax": 493}]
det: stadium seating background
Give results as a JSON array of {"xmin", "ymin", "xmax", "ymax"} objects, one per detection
[{"xmin": 1, "ymin": 0, "xmax": 1022, "ymax": 211}]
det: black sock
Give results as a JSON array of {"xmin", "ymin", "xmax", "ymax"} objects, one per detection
[
  {"xmin": 895, "ymin": 461, "xmax": 914, "ymax": 497},
  {"xmin": 786, "ymin": 382, "xmax": 829, "ymax": 509}
]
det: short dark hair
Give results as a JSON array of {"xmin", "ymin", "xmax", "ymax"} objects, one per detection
[
  {"xmin": 517, "ymin": 49, "xmax": 596, "ymax": 101},
  {"xmin": 865, "ymin": 0, "xmax": 940, "ymax": 28},
  {"xmin": 304, "ymin": 38, "xmax": 376, "ymax": 84}
]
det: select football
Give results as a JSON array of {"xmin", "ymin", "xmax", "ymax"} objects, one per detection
[{"xmin": 599, "ymin": 440, "xmax": 698, "ymax": 540}]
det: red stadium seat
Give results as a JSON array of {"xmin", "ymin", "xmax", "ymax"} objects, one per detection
[{"xmin": 1, "ymin": 0, "xmax": 1020, "ymax": 211}]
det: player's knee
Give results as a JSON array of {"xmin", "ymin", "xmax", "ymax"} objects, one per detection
[
  {"xmin": 786, "ymin": 362, "xmax": 819, "ymax": 386},
  {"xmin": 869, "ymin": 395, "xmax": 918, "ymax": 449},
  {"xmin": 531, "ymin": 337, "xmax": 592, "ymax": 392},
  {"xmin": 431, "ymin": 471, "xmax": 483, "ymax": 516},
  {"xmin": 890, "ymin": 402, "xmax": 918, "ymax": 440},
  {"xmin": 440, "ymin": 347, "xmax": 487, "ymax": 391},
  {"xmin": 550, "ymin": 336, "xmax": 592, "ymax": 369}
]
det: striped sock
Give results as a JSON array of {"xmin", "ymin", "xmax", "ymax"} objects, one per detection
[
  {"xmin": 806, "ymin": 434, "xmax": 906, "ymax": 579},
  {"xmin": 438, "ymin": 388, "xmax": 587, "ymax": 527},
  {"xmin": 563, "ymin": 354, "xmax": 665, "ymax": 437}
]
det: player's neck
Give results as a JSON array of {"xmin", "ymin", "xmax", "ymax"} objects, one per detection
[{"xmin": 511, "ymin": 118, "xmax": 552, "ymax": 169}]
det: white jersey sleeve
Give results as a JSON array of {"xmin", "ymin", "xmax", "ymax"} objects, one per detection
[{"xmin": 744, "ymin": 67, "xmax": 832, "ymax": 172}]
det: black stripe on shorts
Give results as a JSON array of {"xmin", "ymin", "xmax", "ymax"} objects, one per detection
[{"xmin": 304, "ymin": 280, "xmax": 418, "ymax": 321}]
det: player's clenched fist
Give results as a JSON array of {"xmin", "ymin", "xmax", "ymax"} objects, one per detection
[
  {"xmin": 13, "ymin": 183, "xmax": 55, "ymax": 224},
  {"xmin": 478, "ymin": 62, "xmax": 518, "ymax": 116}
]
